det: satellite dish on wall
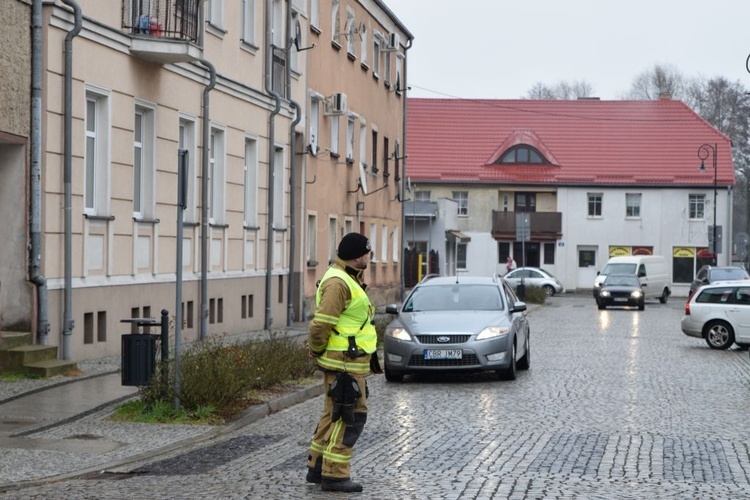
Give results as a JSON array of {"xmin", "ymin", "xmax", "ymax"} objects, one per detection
[{"xmin": 358, "ymin": 163, "xmax": 369, "ymax": 195}]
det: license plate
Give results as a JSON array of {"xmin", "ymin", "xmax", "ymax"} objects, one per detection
[
  {"xmin": 424, "ymin": 349, "xmax": 462, "ymax": 360},
  {"xmin": 614, "ymin": 297, "xmax": 628, "ymax": 302}
]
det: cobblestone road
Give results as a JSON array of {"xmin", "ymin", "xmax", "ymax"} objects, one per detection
[{"xmin": 6, "ymin": 294, "xmax": 750, "ymax": 499}]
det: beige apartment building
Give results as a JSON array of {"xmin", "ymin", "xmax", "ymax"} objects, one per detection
[
  {"xmin": 302, "ymin": 0, "xmax": 411, "ymax": 316},
  {"xmin": 0, "ymin": 0, "xmax": 410, "ymax": 362}
]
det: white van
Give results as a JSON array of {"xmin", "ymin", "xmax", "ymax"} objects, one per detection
[{"xmin": 593, "ymin": 255, "xmax": 672, "ymax": 303}]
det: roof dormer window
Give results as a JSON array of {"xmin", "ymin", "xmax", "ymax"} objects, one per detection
[{"xmin": 497, "ymin": 145, "xmax": 548, "ymax": 164}]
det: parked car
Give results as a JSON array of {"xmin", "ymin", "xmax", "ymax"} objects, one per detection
[
  {"xmin": 383, "ymin": 275, "xmax": 530, "ymax": 382},
  {"xmin": 681, "ymin": 281, "xmax": 750, "ymax": 349},
  {"xmin": 595, "ymin": 274, "xmax": 645, "ymax": 310},
  {"xmin": 593, "ymin": 255, "xmax": 671, "ymax": 303},
  {"xmin": 503, "ymin": 267, "xmax": 564, "ymax": 296},
  {"xmin": 688, "ymin": 265, "xmax": 750, "ymax": 296}
]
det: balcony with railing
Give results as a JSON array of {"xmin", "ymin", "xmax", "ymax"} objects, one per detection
[
  {"xmin": 123, "ymin": 0, "xmax": 202, "ymax": 64},
  {"xmin": 491, "ymin": 211, "xmax": 562, "ymax": 241}
]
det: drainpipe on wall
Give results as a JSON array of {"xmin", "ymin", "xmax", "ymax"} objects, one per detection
[
  {"xmin": 198, "ymin": 59, "xmax": 216, "ymax": 340},
  {"xmin": 399, "ymin": 37, "xmax": 413, "ymax": 301},
  {"xmin": 285, "ymin": 1, "xmax": 301, "ymax": 326},
  {"xmin": 30, "ymin": 0, "xmax": 49, "ymax": 345},
  {"xmin": 264, "ymin": 0, "xmax": 282, "ymax": 330},
  {"xmin": 61, "ymin": 0, "xmax": 82, "ymax": 360}
]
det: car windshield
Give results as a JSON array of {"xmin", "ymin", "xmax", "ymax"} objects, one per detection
[
  {"xmin": 709, "ymin": 268, "xmax": 748, "ymax": 281},
  {"xmin": 403, "ymin": 285, "xmax": 504, "ymax": 312},
  {"xmin": 601, "ymin": 263, "xmax": 637, "ymax": 275},
  {"xmin": 604, "ymin": 275, "xmax": 640, "ymax": 287}
]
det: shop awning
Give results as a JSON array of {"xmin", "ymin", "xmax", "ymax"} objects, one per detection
[{"xmin": 447, "ymin": 230, "xmax": 471, "ymax": 242}]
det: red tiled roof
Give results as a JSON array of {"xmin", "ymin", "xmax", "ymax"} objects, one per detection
[{"xmin": 405, "ymin": 98, "xmax": 735, "ymax": 187}]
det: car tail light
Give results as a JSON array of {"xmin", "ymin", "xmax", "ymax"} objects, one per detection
[{"xmin": 684, "ymin": 301, "xmax": 691, "ymax": 315}]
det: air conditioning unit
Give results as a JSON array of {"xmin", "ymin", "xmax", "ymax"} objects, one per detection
[
  {"xmin": 384, "ymin": 32, "xmax": 399, "ymax": 51},
  {"xmin": 327, "ymin": 92, "xmax": 347, "ymax": 115}
]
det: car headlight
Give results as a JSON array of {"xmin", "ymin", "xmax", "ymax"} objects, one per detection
[
  {"xmin": 599, "ymin": 290, "xmax": 611, "ymax": 297},
  {"xmin": 631, "ymin": 290, "xmax": 643, "ymax": 298},
  {"xmin": 476, "ymin": 326, "xmax": 509, "ymax": 340},
  {"xmin": 386, "ymin": 327, "xmax": 412, "ymax": 341}
]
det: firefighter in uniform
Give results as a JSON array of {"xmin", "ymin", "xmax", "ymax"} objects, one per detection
[{"xmin": 306, "ymin": 232, "xmax": 379, "ymax": 493}]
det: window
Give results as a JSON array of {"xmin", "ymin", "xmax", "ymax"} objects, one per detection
[
  {"xmin": 544, "ymin": 242, "xmax": 555, "ymax": 265},
  {"xmin": 209, "ymin": 0, "xmax": 224, "ymax": 29},
  {"xmin": 330, "ymin": 0, "xmax": 340, "ymax": 42},
  {"xmin": 372, "ymin": 35, "xmax": 381, "ymax": 76},
  {"xmin": 243, "ymin": 138, "xmax": 258, "ymax": 227},
  {"xmin": 179, "ymin": 116, "xmax": 197, "ymax": 222},
  {"xmin": 371, "ymin": 129, "xmax": 378, "ymax": 174},
  {"xmin": 457, "ymin": 243, "xmax": 467, "ymax": 270},
  {"xmin": 307, "ymin": 213, "xmax": 317, "ymax": 265},
  {"xmin": 383, "ymin": 136, "xmax": 390, "ymax": 179},
  {"xmin": 289, "ymin": 11, "xmax": 300, "ymax": 73},
  {"xmin": 346, "ymin": 116, "xmax": 355, "ymax": 162},
  {"xmin": 273, "ymin": 146, "xmax": 285, "ymax": 227},
  {"xmin": 241, "ymin": 0, "xmax": 255, "ymax": 45},
  {"xmin": 626, "ymin": 193, "xmax": 641, "ymax": 218},
  {"xmin": 133, "ymin": 104, "xmax": 155, "ymax": 219},
  {"xmin": 588, "ymin": 193, "xmax": 602, "ymax": 217},
  {"xmin": 453, "ymin": 191, "xmax": 469, "ymax": 216},
  {"xmin": 369, "ymin": 223, "xmax": 377, "ymax": 262},
  {"xmin": 384, "ymin": 51, "xmax": 392, "ymax": 85},
  {"xmin": 345, "ymin": 10, "xmax": 355, "ymax": 55},
  {"xmin": 330, "ymin": 115, "xmax": 339, "ymax": 156},
  {"xmin": 497, "ymin": 145, "xmax": 548, "ymax": 164},
  {"xmin": 209, "ymin": 127, "xmax": 226, "ymax": 224},
  {"xmin": 328, "ymin": 218, "xmax": 337, "ymax": 262},
  {"xmin": 381, "ymin": 225, "xmax": 388, "ymax": 262},
  {"xmin": 415, "ymin": 191, "xmax": 431, "ymax": 202},
  {"xmin": 395, "ymin": 54, "xmax": 404, "ymax": 93},
  {"xmin": 689, "ymin": 194, "xmax": 705, "ymax": 220},
  {"xmin": 392, "ymin": 227, "xmax": 399, "ymax": 262},
  {"xmin": 359, "ymin": 121, "xmax": 367, "ymax": 168},
  {"xmin": 515, "ymin": 193, "xmax": 536, "ymax": 212},
  {"xmin": 84, "ymin": 88, "xmax": 110, "ymax": 216},
  {"xmin": 309, "ymin": 98, "xmax": 320, "ymax": 155},
  {"xmin": 360, "ymin": 24, "xmax": 368, "ymax": 65},
  {"xmin": 310, "ymin": 0, "xmax": 319, "ymax": 29}
]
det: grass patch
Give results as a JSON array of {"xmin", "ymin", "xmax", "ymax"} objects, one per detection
[{"xmin": 0, "ymin": 372, "xmax": 43, "ymax": 381}]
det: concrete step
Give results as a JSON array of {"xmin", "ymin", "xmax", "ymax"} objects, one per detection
[
  {"xmin": 0, "ymin": 331, "xmax": 32, "ymax": 350},
  {"xmin": 0, "ymin": 345, "xmax": 59, "ymax": 372},
  {"xmin": 22, "ymin": 359, "xmax": 80, "ymax": 378}
]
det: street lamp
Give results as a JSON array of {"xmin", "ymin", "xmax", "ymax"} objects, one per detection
[{"xmin": 697, "ymin": 143, "xmax": 718, "ymax": 264}]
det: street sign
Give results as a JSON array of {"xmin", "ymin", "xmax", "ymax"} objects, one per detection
[{"xmin": 515, "ymin": 213, "xmax": 530, "ymax": 242}]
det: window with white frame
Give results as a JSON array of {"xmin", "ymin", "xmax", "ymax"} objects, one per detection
[
  {"xmin": 392, "ymin": 227, "xmax": 399, "ymax": 262},
  {"xmin": 395, "ymin": 54, "xmax": 403, "ymax": 93},
  {"xmin": 588, "ymin": 193, "xmax": 602, "ymax": 217},
  {"xmin": 346, "ymin": 116, "xmax": 355, "ymax": 162},
  {"xmin": 359, "ymin": 121, "xmax": 367, "ymax": 168},
  {"xmin": 209, "ymin": 0, "xmax": 224, "ymax": 29},
  {"xmin": 360, "ymin": 24, "xmax": 368, "ymax": 65},
  {"xmin": 272, "ymin": 0, "xmax": 283, "ymax": 47},
  {"xmin": 133, "ymin": 104, "xmax": 155, "ymax": 219},
  {"xmin": 329, "ymin": 218, "xmax": 337, "ymax": 262},
  {"xmin": 331, "ymin": 0, "xmax": 340, "ymax": 42},
  {"xmin": 241, "ymin": 0, "xmax": 255, "ymax": 45},
  {"xmin": 289, "ymin": 11, "xmax": 300, "ymax": 73},
  {"xmin": 345, "ymin": 9, "xmax": 355, "ymax": 55},
  {"xmin": 310, "ymin": 0, "xmax": 319, "ymax": 29},
  {"xmin": 626, "ymin": 193, "xmax": 641, "ymax": 218},
  {"xmin": 209, "ymin": 127, "xmax": 226, "ymax": 224},
  {"xmin": 689, "ymin": 194, "xmax": 706, "ymax": 220},
  {"xmin": 415, "ymin": 191, "xmax": 431, "ymax": 202},
  {"xmin": 243, "ymin": 137, "xmax": 258, "ymax": 227},
  {"xmin": 178, "ymin": 117, "xmax": 197, "ymax": 222},
  {"xmin": 381, "ymin": 225, "xmax": 388, "ymax": 262},
  {"xmin": 453, "ymin": 191, "xmax": 468, "ymax": 216},
  {"xmin": 372, "ymin": 35, "xmax": 381, "ymax": 76},
  {"xmin": 384, "ymin": 51, "xmax": 391, "ymax": 85},
  {"xmin": 330, "ymin": 114, "xmax": 340, "ymax": 156},
  {"xmin": 273, "ymin": 146, "xmax": 285, "ymax": 227},
  {"xmin": 309, "ymin": 97, "xmax": 320, "ymax": 155},
  {"xmin": 84, "ymin": 88, "xmax": 110, "ymax": 215},
  {"xmin": 369, "ymin": 223, "xmax": 377, "ymax": 261},
  {"xmin": 307, "ymin": 213, "xmax": 317, "ymax": 264}
]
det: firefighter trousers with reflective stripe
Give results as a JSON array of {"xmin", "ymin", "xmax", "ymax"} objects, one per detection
[{"xmin": 307, "ymin": 370, "xmax": 368, "ymax": 479}]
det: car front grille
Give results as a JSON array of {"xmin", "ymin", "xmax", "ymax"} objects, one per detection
[
  {"xmin": 609, "ymin": 291, "xmax": 634, "ymax": 299},
  {"xmin": 408, "ymin": 353, "xmax": 480, "ymax": 367},
  {"xmin": 415, "ymin": 334, "xmax": 471, "ymax": 344}
]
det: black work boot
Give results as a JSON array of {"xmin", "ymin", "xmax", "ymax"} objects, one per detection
[
  {"xmin": 305, "ymin": 468, "xmax": 322, "ymax": 484},
  {"xmin": 321, "ymin": 477, "xmax": 363, "ymax": 493}
]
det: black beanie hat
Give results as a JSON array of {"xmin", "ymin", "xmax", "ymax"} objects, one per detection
[{"xmin": 338, "ymin": 233, "xmax": 371, "ymax": 260}]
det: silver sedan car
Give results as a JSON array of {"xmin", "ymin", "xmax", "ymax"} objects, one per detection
[{"xmin": 383, "ymin": 275, "xmax": 530, "ymax": 382}]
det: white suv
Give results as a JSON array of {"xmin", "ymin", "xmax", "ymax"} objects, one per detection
[{"xmin": 681, "ymin": 282, "xmax": 750, "ymax": 349}]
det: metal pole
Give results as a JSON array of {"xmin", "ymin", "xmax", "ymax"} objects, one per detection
[
  {"xmin": 175, "ymin": 150, "xmax": 187, "ymax": 410},
  {"xmin": 713, "ymin": 142, "xmax": 718, "ymax": 264}
]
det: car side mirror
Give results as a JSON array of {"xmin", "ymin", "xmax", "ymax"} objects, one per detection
[
  {"xmin": 385, "ymin": 304, "xmax": 399, "ymax": 314},
  {"xmin": 511, "ymin": 301, "xmax": 527, "ymax": 313}
]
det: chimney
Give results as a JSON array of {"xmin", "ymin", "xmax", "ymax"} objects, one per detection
[{"xmin": 658, "ymin": 92, "xmax": 672, "ymax": 100}]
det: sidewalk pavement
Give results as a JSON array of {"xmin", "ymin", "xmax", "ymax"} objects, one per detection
[{"xmin": 0, "ymin": 323, "xmax": 322, "ymax": 493}]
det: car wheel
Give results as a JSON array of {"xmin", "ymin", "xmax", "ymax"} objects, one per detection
[
  {"xmin": 517, "ymin": 332, "xmax": 530, "ymax": 370},
  {"xmin": 497, "ymin": 342, "xmax": 517, "ymax": 381},
  {"xmin": 384, "ymin": 366, "xmax": 404, "ymax": 382},
  {"xmin": 659, "ymin": 288, "xmax": 670, "ymax": 304},
  {"xmin": 543, "ymin": 285, "xmax": 555, "ymax": 297},
  {"xmin": 597, "ymin": 302, "xmax": 606, "ymax": 310},
  {"xmin": 704, "ymin": 320, "xmax": 735, "ymax": 350}
]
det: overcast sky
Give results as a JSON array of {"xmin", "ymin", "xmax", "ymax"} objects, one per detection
[{"xmin": 389, "ymin": 0, "xmax": 750, "ymax": 100}]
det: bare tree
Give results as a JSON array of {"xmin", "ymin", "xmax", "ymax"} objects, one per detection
[
  {"xmin": 526, "ymin": 80, "xmax": 595, "ymax": 100},
  {"xmin": 623, "ymin": 64, "xmax": 686, "ymax": 100}
]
